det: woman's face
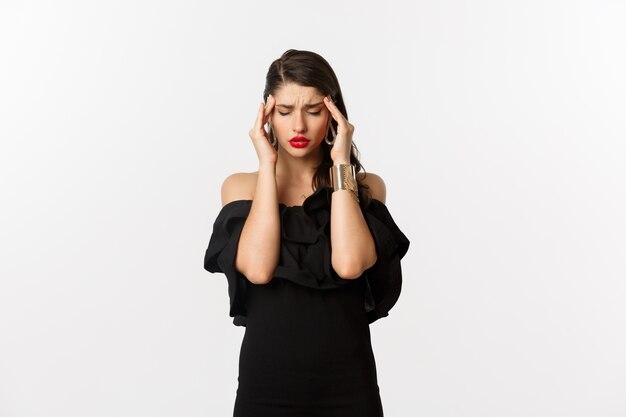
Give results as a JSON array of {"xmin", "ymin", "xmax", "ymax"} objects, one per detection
[{"xmin": 269, "ymin": 82, "xmax": 330, "ymax": 155}]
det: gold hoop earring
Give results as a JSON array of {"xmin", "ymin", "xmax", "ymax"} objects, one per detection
[
  {"xmin": 268, "ymin": 121, "xmax": 277, "ymax": 147},
  {"xmin": 324, "ymin": 123, "xmax": 336, "ymax": 145}
]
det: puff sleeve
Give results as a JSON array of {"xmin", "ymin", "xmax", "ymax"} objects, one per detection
[
  {"xmin": 361, "ymin": 199, "xmax": 410, "ymax": 324},
  {"xmin": 203, "ymin": 200, "xmax": 252, "ymax": 327}
]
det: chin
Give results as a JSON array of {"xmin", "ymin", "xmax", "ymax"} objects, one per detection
[{"xmin": 283, "ymin": 148, "xmax": 309, "ymax": 155}]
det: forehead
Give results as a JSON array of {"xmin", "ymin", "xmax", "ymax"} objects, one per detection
[{"xmin": 273, "ymin": 83, "xmax": 324, "ymax": 104}]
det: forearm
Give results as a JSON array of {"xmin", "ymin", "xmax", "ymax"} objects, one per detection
[
  {"xmin": 330, "ymin": 183, "xmax": 378, "ymax": 280},
  {"xmin": 236, "ymin": 163, "xmax": 280, "ymax": 284}
]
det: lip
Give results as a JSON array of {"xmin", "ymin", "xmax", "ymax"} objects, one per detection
[{"xmin": 289, "ymin": 136, "xmax": 310, "ymax": 148}]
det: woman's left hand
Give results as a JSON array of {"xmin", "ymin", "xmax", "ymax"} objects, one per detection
[{"xmin": 324, "ymin": 95, "xmax": 353, "ymax": 164}]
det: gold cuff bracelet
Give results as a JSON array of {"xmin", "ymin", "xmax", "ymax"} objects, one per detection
[{"xmin": 329, "ymin": 164, "xmax": 359, "ymax": 203}]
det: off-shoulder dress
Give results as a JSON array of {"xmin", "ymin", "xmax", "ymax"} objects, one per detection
[{"xmin": 204, "ymin": 186, "xmax": 409, "ymax": 417}]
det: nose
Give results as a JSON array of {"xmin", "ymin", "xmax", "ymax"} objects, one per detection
[{"xmin": 292, "ymin": 111, "xmax": 306, "ymax": 134}]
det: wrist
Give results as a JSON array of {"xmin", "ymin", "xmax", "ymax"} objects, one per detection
[
  {"xmin": 329, "ymin": 163, "xmax": 359, "ymax": 203},
  {"xmin": 332, "ymin": 158, "xmax": 351, "ymax": 165},
  {"xmin": 259, "ymin": 161, "xmax": 277, "ymax": 172}
]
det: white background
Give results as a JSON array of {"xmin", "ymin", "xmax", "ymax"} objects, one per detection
[{"xmin": 1, "ymin": 1, "xmax": 625, "ymax": 416}]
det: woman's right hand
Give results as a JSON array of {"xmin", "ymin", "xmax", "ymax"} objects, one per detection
[{"xmin": 248, "ymin": 94, "xmax": 277, "ymax": 166}]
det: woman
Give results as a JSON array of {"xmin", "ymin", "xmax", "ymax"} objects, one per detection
[{"xmin": 204, "ymin": 49, "xmax": 410, "ymax": 417}]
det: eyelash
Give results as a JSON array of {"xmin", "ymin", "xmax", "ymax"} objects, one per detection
[{"xmin": 278, "ymin": 111, "xmax": 321, "ymax": 116}]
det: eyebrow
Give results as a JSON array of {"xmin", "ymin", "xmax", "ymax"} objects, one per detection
[{"xmin": 276, "ymin": 101, "xmax": 324, "ymax": 110}]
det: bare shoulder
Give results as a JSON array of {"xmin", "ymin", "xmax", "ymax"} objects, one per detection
[
  {"xmin": 357, "ymin": 172, "xmax": 386, "ymax": 204},
  {"xmin": 220, "ymin": 172, "xmax": 257, "ymax": 207}
]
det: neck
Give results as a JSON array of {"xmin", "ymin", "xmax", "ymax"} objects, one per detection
[{"xmin": 275, "ymin": 145, "xmax": 324, "ymax": 185}]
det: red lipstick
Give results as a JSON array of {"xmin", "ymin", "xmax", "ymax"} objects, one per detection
[{"xmin": 289, "ymin": 135, "xmax": 310, "ymax": 148}]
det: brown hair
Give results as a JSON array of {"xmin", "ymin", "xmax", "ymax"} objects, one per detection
[{"xmin": 263, "ymin": 49, "xmax": 372, "ymax": 209}]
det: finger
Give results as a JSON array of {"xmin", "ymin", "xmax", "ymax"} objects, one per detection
[
  {"xmin": 253, "ymin": 102, "xmax": 265, "ymax": 132},
  {"xmin": 324, "ymin": 96, "xmax": 348, "ymax": 127},
  {"xmin": 323, "ymin": 96, "xmax": 342, "ymax": 119},
  {"xmin": 263, "ymin": 94, "xmax": 275, "ymax": 122}
]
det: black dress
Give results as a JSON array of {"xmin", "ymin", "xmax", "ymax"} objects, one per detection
[{"xmin": 204, "ymin": 186, "xmax": 409, "ymax": 417}]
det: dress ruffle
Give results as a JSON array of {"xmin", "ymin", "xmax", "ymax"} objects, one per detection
[{"xmin": 204, "ymin": 186, "xmax": 410, "ymax": 326}]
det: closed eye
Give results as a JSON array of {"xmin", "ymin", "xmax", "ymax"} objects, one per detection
[{"xmin": 278, "ymin": 110, "xmax": 322, "ymax": 116}]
